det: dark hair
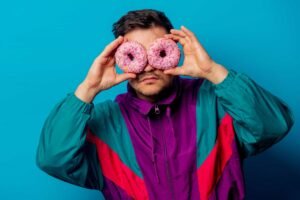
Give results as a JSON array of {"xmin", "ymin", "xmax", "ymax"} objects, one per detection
[{"xmin": 112, "ymin": 9, "xmax": 174, "ymax": 38}]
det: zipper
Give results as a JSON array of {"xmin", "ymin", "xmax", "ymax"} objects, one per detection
[
  {"xmin": 160, "ymin": 108, "xmax": 176, "ymax": 200},
  {"xmin": 161, "ymin": 127, "xmax": 175, "ymax": 200},
  {"xmin": 154, "ymin": 104, "xmax": 160, "ymax": 114},
  {"xmin": 154, "ymin": 104, "xmax": 175, "ymax": 199}
]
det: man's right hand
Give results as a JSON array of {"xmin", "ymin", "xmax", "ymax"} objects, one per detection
[{"xmin": 75, "ymin": 36, "xmax": 136, "ymax": 103}]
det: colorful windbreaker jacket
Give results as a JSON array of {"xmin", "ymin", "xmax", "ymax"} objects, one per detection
[{"xmin": 36, "ymin": 69, "xmax": 294, "ymax": 200}]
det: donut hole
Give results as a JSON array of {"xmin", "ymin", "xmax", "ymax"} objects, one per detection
[
  {"xmin": 127, "ymin": 53, "xmax": 134, "ymax": 61},
  {"xmin": 159, "ymin": 50, "xmax": 166, "ymax": 58}
]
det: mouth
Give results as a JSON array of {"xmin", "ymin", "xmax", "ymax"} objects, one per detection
[{"xmin": 140, "ymin": 76, "xmax": 159, "ymax": 83}]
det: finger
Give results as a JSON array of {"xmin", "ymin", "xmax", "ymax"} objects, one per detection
[
  {"xmin": 164, "ymin": 34, "xmax": 188, "ymax": 47},
  {"xmin": 163, "ymin": 67, "xmax": 186, "ymax": 76},
  {"xmin": 170, "ymin": 29, "xmax": 187, "ymax": 38},
  {"xmin": 100, "ymin": 36, "xmax": 124, "ymax": 58},
  {"xmin": 181, "ymin": 26, "xmax": 206, "ymax": 51},
  {"xmin": 170, "ymin": 29, "xmax": 192, "ymax": 43},
  {"xmin": 115, "ymin": 72, "xmax": 137, "ymax": 84},
  {"xmin": 164, "ymin": 35, "xmax": 179, "ymax": 44},
  {"xmin": 180, "ymin": 26, "xmax": 196, "ymax": 41}
]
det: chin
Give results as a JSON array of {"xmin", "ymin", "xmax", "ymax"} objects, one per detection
[
  {"xmin": 129, "ymin": 77, "xmax": 174, "ymax": 98},
  {"xmin": 137, "ymin": 84, "xmax": 163, "ymax": 96}
]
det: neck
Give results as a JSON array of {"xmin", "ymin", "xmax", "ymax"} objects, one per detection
[{"xmin": 136, "ymin": 93, "xmax": 159, "ymax": 103}]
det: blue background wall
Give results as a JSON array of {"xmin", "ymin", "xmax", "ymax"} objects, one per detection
[{"xmin": 0, "ymin": 0, "xmax": 299, "ymax": 199}]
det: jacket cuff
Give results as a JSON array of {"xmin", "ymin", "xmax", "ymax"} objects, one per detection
[
  {"xmin": 66, "ymin": 92, "xmax": 94, "ymax": 115},
  {"xmin": 212, "ymin": 68, "xmax": 238, "ymax": 91}
]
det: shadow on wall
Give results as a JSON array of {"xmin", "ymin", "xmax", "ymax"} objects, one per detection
[{"xmin": 244, "ymin": 151, "xmax": 300, "ymax": 200}]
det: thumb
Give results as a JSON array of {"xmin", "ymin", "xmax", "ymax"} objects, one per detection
[
  {"xmin": 163, "ymin": 66, "xmax": 185, "ymax": 76},
  {"xmin": 115, "ymin": 72, "xmax": 137, "ymax": 84}
]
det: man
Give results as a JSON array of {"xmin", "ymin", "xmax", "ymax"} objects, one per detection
[{"xmin": 36, "ymin": 9, "xmax": 294, "ymax": 200}]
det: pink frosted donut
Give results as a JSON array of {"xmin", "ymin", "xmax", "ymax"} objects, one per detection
[
  {"xmin": 115, "ymin": 41, "xmax": 147, "ymax": 73},
  {"xmin": 147, "ymin": 38, "xmax": 180, "ymax": 70}
]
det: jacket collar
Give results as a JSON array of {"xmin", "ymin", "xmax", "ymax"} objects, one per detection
[{"xmin": 125, "ymin": 76, "xmax": 181, "ymax": 116}]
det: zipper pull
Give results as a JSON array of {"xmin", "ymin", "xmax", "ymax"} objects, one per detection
[{"xmin": 154, "ymin": 104, "xmax": 160, "ymax": 114}]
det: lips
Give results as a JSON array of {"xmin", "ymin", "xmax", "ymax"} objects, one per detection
[{"xmin": 140, "ymin": 76, "xmax": 159, "ymax": 82}]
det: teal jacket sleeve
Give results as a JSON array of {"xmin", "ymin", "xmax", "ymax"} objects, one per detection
[
  {"xmin": 213, "ymin": 69, "xmax": 295, "ymax": 158},
  {"xmin": 36, "ymin": 92, "xmax": 103, "ymax": 190}
]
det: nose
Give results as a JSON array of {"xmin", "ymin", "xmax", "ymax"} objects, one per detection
[{"xmin": 143, "ymin": 64, "xmax": 155, "ymax": 72}]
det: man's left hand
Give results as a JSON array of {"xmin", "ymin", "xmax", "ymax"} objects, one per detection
[{"xmin": 164, "ymin": 26, "xmax": 229, "ymax": 84}]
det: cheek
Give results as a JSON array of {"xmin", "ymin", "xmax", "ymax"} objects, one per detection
[
  {"xmin": 130, "ymin": 80, "xmax": 139, "ymax": 89},
  {"xmin": 159, "ymin": 75, "xmax": 173, "ymax": 86}
]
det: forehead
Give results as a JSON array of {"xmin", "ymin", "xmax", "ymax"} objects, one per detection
[{"xmin": 124, "ymin": 26, "xmax": 167, "ymax": 49}]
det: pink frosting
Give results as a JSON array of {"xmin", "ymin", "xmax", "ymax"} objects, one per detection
[
  {"xmin": 115, "ymin": 41, "xmax": 147, "ymax": 73},
  {"xmin": 115, "ymin": 38, "xmax": 180, "ymax": 73},
  {"xmin": 147, "ymin": 38, "xmax": 180, "ymax": 70}
]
